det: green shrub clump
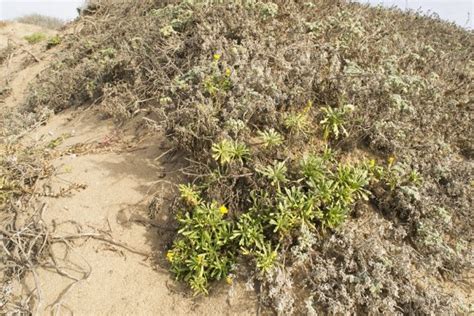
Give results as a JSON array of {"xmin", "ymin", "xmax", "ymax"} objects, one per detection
[
  {"xmin": 167, "ymin": 196, "xmax": 234, "ymax": 294},
  {"xmin": 168, "ymin": 147, "xmax": 380, "ymax": 294},
  {"xmin": 24, "ymin": 32, "xmax": 46, "ymax": 44},
  {"xmin": 47, "ymin": 35, "xmax": 62, "ymax": 48}
]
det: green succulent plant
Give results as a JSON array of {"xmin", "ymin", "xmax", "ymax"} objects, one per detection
[
  {"xmin": 256, "ymin": 161, "xmax": 288, "ymax": 188},
  {"xmin": 258, "ymin": 128, "xmax": 284, "ymax": 148},
  {"xmin": 320, "ymin": 105, "xmax": 354, "ymax": 140},
  {"xmin": 211, "ymin": 139, "xmax": 250, "ymax": 165}
]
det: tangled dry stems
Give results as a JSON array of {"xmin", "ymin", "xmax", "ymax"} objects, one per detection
[{"xmin": 0, "ymin": 112, "xmax": 151, "ymax": 313}]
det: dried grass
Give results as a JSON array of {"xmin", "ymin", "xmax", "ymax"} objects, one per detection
[{"xmin": 16, "ymin": 14, "xmax": 65, "ymax": 30}]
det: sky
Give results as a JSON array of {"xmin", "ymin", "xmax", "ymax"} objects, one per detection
[
  {"xmin": 359, "ymin": 0, "xmax": 473, "ymax": 28},
  {"xmin": 0, "ymin": 0, "xmax": 84, "ymax": 21},
  {"xmin": 0, "ymin": 0, "xmax": 472, "ymax": 28}
]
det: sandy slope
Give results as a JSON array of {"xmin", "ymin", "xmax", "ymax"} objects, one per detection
[
  {"xmin": 1, "ymin": 22, "xmax": 257, "ymax": 315},
  {"xmin": 0, "ymin": 22, "xmax": 56, "ymax": 109},
  {"xmin": 0, "ymin": 22, "xmax": 56, "ymax": 50}
]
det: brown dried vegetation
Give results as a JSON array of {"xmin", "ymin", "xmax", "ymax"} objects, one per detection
[{"xmin": 16, "ymin": 14, "xmax": 65, "ymax": 30}]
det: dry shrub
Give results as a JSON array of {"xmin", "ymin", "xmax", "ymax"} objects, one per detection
[
  {"xmin": 23, "ymin": 0, "xmax": 473, "ymax": 314},
  {"xmin": 0, "ymin": 105, "xmax": 53, "ymax": 312},
  {"xmin": 0, "ymin": 46, "xmax": 14, "ymax": 69},
  {"xmin": 0, "ymin": 143, "xmax": 53, "ymax": 312},
  {"xmin": 16, "ymin": 14, "xmax": 65, "ymax": 30}
]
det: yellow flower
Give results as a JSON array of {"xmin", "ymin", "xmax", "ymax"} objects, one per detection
[
  {"xmin": 213, "ymin": 53, "xmax": 221, "ymax": 61},
  {"xmin": 166, "ymin": 251, "xmax": 174, "ymax": 262},
  {"xmin": 388, "ymin": 156, "xmax": 395, "ymax": 167},
  {"xmin": 219, "ymin": 205, "xmax": 228, "ymax": 215},
  {"xmin": 225, "ymin": 68, "xmax": 231, "ymax": 77},
  {"xmin": 303, "ymin": 100, "xmax": 313, "ymax": 114},
  {"xmin": 226, "ymin": 275, "xmax": 234, "ymax": 285},
  {"xmin": 369, "ymin": 159, "xmax": 376, "ymax": 168}
]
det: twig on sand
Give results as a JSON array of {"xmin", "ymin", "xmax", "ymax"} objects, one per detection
[
  {"xmin": 1, "ymin": 201, "xmax": 150, "ymax": 314},
  {"xmin": 20, "ymin": 47, "xmax": 41, "ymax": 62},
  {"xmin": 52, "ymin": 233, "xmax": 149, "ymax": 257},
  {"xmin": 9, "ymin": 39, "xmax": 41, "ymax": 62}
]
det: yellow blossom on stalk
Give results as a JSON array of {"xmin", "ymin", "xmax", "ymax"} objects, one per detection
[
  {"xmin": 225, "ymin": 68, "xmax": 231, "ymax": 77},
  {"xmin": 226, "ymin": 275, "xmax": 234, "ymax": 285},
  {"xmin": 302, "ymin": 100, "xmax": 313, "ymax": 114},
  {"xmin": 213, "ymin": 53, "xmax": 221, "ymax": 61},
  {"xmin": 388, "ymin": 156, "xmax": 395, "ymax": 167},
  {"xmin": 166, "ymin": 251, "xmax": 174, "ymax": 262},
  {"xmin": 369, "ymin": 159, "xmax": 376, "ymax": 168},
  {"xmin": 219, "ymin": 205, "xmax": 228, "ymax": 215}
]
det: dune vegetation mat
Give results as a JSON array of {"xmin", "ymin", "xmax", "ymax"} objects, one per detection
[{"xmin": 2, "ymin": 0, "xmax": 473, "ymax": 314}]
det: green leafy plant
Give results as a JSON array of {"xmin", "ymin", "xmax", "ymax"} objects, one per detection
[
  {"xmin": 335, "ymin": 164, "xmax": 371, "ymax": 203},
  {"xmin": 167, "ymin": 200, "xmax": 234, "ymax": 295},
  {"xmin": 324, "ymin": 202, "xmax": 347, "ymax": 228},
  {"xmin": 254, "ymin": 242, "xmax": 278, "ymax": 272},
  {"xmin": 254, "ymin": 153, "xmax": 375, "ymax": 241},
  {"xmin": 171, "ymin": 142, "xmax": 381, "ymax": 293},
  {"xmin": 270, "ymin": 186, "xmax": 318, "ymax": 235},
  {"xmin": 364, "ymin": 157, "xmax": 423, "ymax": 192},
  {"xmin": 300, "ymin": 153, "xmax": 331, "ymax": 183},
  {"xmin": 24, "ymin": 32, "xmax": 46, "ymax": 44},
  {"xmin": 256, "ymin": 160, "xmax": 288, "ymax": 188},
  {"xmin": 320, "ymin": 104, "xmax": 354, "ymax": 140},
  {"xmin": 408, "ymin": 170, "xmax": 423, "ymax": 186},
  {"xmin": 211, "ymin": 139, "xmax": 249, "ymax": 165},
  {"xmin": 46, "ymin": 35, "xmax": 61, "ymax": 48},
  {"xmin": 178, "ymin": 183, "xmax": 201, "ymax": 207},
  {"xmin": 257, "ymin": 128, "xmax": 284, "ymax": 148},
  {"xmin": 232, "ymin": 212, "xmax": 265, "ymax": 251},
  {"xmin": 211, "ymin": 139, "xmax": 234, "ymax": 164},
  {"xmin": 283, "ymin": 112, "xmax": 310, "ymax": 135},
  {"xmin": 232, "ymin": 142, "xmax": 251, "ymax": 162}
]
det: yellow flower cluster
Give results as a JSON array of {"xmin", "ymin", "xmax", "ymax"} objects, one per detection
[
  {"xmin": 166, "ymin": 251, "xmax": 174, "ymax": 262},
  {"xmin": 219, "ymin": 205, "xmax": 228, "ymax": 215}
]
